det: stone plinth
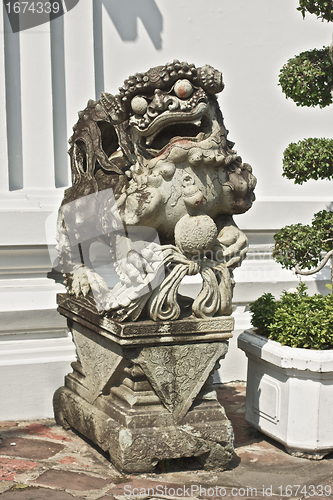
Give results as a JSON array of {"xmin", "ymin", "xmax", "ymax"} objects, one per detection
[{"xmin": 54, "ymin": 294, "xmax": 235, "ymax": 472}]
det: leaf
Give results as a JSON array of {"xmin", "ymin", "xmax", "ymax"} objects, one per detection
[{"xmin": 10, "ymin": 484, "xmax": 30, "ymax": 491}]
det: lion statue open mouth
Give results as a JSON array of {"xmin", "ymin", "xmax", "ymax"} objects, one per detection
[{"xmin": 56, "ymin": 61, "xmax": 256, "ymax": 322}]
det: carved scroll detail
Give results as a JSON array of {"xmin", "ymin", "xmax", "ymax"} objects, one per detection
[{"xmin": 148, "ymin": 263, "xmax": 188, "ymax": 321}]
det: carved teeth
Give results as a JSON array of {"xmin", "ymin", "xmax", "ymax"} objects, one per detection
[
  {"xmin": 145, "ymin": 117, "xmax": 202, "ymax": 146},
  {"xmin": 137, "ymin": 102, "xmax": 207, "ymax": 140},
  {"xmin": 196, "ymin": 132, "xmax": 205, "ymax": 141}
]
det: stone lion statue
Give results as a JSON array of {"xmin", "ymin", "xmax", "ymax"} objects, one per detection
[{"xmin": 56, "ymin": 60, "xmax": 256, "ymax": 322}]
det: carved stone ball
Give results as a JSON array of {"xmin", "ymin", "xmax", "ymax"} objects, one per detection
[
  {"xmin": 175, "ymin": 214, "xmax": 218, "ymax": 255},
  {"xmin": 174, "ymin": 79, "xmax": 193, "ymax": 99},
  {"xmin": 131, "ymin": 96, "xmax": 148, "ymax": 115}
]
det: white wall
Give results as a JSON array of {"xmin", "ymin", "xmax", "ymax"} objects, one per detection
[{"xmin": 1, "ymin": 0, "xmax": 332, "ymax": 418}]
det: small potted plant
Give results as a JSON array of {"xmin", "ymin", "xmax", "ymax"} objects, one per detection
[
  {"xmin": 238, "ymin": 284, "xmax": 333, "ymax": 459},
  {"xmin": 239, "ymin": 0, "xmax": 333, "ymax": 459}
]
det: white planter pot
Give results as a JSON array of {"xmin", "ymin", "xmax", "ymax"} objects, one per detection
[{"xmin": 238, "ymin": 329, "xmax": 333, "ymax": 459}]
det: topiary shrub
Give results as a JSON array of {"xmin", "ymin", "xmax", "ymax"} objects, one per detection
[
  {"xmin": 278, "ymin": 47, "xmax": 333, "ymax": 108},
  {"xmin": 273, "ymin": 222, "xmax": 322, "ymax": 271},
  {"xmin": 266, "ymin": 0, "xmax": 333, "ymax": 337},
  {"xmin": 275, "ymin": 4, "xmax": 333, "ymax": 283},
  {"xmin": 250, "ymin": 283, "xmax": 333, "ymax": 349},
  {"xmin": 297, "ymin": 0, "xmax": 333, "ymax": 21},
  {"xmin": 282, "ymin": 138, "xmax": 333, "ymax": 183},
  {"xmin": 273, "ymin": 210, "xmax": 333, "ymax": 277}
]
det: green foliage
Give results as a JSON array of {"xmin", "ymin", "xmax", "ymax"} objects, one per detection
[
  {"xmin": 249, "ymin": 293, "xmax": 277, "ymax": 336},
  {"xmin": 278, "ymin": 47, "xmax": 333, "ymax": 108},
  {"xmin": 283, "ymin": 138, "xmax": 333, "ymax": 184},
  {"xmin": 273, "ymin": 221, "xmax": 321, "ymax": 271},
  {"xmin": 312, "ymin": 210, "xmax": 333, "ymax": 252},
  {"xmin": 250, "ymin": 283, "xmax": 333, "ymax": 349},
  {"xmin": 273, "ymin": 211, "xmax": 333, "ymax": 271},
  {"xmin": 297, "ymin": 0, "xmax": 333, "ymax": 21},
  {"xmin": 265, "ymin": 0, "xmax": 333, "ymax": 351}
]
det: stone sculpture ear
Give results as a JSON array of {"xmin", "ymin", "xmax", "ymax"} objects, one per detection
[{"xmin": 69, "ymin": 97, "xmax": 125, "ymax": 187}]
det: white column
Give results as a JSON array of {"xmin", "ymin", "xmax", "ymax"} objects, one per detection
[
  {"xmin": 20, "ymin": 23, "xmax": 55, "ymax": 190},
  {"xmin": 50, "ymin": 14, "xmax": 70, "ymax": 188},
  {"xmin": 0, "ymin": 6, "xmax": 9, "ymax": 192},
  {"xmin": 2, "ymin": 4, "xmax": 23, "ymax": 191}
]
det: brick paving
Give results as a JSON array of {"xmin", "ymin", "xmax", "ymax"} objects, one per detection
[{"xmin": 0, "ymin": 383, "xmax": 333, "ymax": 499}]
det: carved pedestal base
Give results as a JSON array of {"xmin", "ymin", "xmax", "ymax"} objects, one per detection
[{"xmin": 53, "ymin": 294, "xmax": 235, "ymax": 473}]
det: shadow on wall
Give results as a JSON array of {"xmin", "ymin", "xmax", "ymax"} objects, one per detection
[
  {"xmin": 103, "ymin": 0, "xmax": 163, "ymax": 49},
  {"xmin": 93, "ymin": 0, "xmax": 163, "ymax": 97},
  {"xmin": 3, "ymin": 4, "xmax": 68, "ymax": 190},
  {"xmin": 4, "ymin": 0, "xmax": 163, "ymax": 190}
]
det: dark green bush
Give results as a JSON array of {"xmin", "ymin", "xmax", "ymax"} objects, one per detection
[
  {"xmin": 249, "ymin": 293, "xmax": 277, "ymax": 337},
  {"xmin": 297, "ymin": 0, "xmax": 333, "ymax": 21},
  {"xmin": 283, "ymin": 138, "xmax": 333, "ymax": 184},
  {"xmin": 278, "ymin": 47, "xmax": 333, "ymax": 108},
  {"xmin": 273, "ymin": 211, "xmax": 333, "ymax": 271},
  {"xmin": 250, "ymin": 283, "xmax": 333, "ymax": 349}
]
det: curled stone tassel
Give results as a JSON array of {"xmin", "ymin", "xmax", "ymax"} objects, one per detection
[
  {"xmin": 215, "ymin": 263, "xmax": 234, "ymax": 316},
  {"xmin": 147, "ymin": 263, "xmax": 188, "ymax": 321},
  {"xmin": 192, "ymin": 267, "xmax": 221, "ymax": 318}
]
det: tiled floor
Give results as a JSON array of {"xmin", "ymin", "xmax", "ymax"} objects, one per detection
[{"xmin": 1, "ymin": 383, "xmax": 333, "ymax": 499}]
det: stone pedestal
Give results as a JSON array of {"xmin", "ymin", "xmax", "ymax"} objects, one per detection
[{"xmin": 53, "ymin": 294, "xmax": 235, "ymax": 472}]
